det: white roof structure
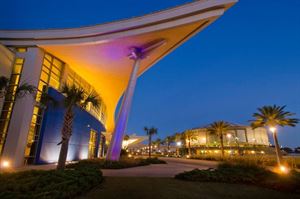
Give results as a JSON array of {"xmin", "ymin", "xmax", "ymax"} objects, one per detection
[{"xmin": 0, "ymin": 0, "xmax": 237, "ymax": 132}]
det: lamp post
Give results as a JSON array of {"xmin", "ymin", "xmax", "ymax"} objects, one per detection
[
  {"xmin": 176, "ymin": 141, "xmax": 182, "ymax": 157},
  {"xmin": 269, "ymin": 126, "xmax": 283, "ymax": 166}
]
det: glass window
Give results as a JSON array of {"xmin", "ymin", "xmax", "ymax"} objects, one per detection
[
  {"xmin": 13, "ymin": 64, "xmax": 23, "ymax": 74},
  {"xmin": 16, "ymin": 48, "xmax": 27, "ymax": 53},
  {"xmin": 44, "ymin": 54, "xmax": 52, "ymax": 62},
  {"xmin": 40, "ymin": 71, "xmax": 49, "ymax": 82},
  {"xmin": 15, "ymin": 58, "xmax": 24, "ymax": 64}
]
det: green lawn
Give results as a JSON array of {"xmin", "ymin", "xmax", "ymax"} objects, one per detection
[{"xmin": 79, "ymin": 177, "xmax": 300, "ymax": 199}]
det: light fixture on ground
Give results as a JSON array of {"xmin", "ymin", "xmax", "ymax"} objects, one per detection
[{"xmin": 0, "ymin": 160, "xmax": 10, "ymax": 169}]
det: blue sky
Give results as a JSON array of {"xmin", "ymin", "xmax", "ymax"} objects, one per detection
[{"xmin": 1, "ymin": 0, "xmax": 299, "ymax": 147}]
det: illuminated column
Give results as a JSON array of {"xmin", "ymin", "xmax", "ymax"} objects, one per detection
[{"xmin": 106, "ymin": 48, "xmax": 144, "ymax": 161}]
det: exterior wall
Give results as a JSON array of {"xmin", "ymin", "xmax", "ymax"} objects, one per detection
[
  {"xmin": 0, "ymin": 44, "xmax": 15, "ymax": 113},
  {"xmin": 1, "ymin": 47, "xmax": 44, "ymax": 167},
  {"xmin": 36, "ymin": 88, "xmax": 106, "ymax": 164}
]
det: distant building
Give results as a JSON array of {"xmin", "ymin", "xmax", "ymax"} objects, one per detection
[{"xmin": 184, "ymin": 124, "xmax": 270, "ymax": 148}]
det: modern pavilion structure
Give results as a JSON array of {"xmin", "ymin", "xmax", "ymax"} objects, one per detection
[{"xmin": 0, "ymin": 0, "xmax": 237, "ymax": 167}]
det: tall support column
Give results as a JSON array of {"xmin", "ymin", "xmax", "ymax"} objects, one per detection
[{"xmin": 106, "ymin": 48, "xmax": 142, "ymax": 161}]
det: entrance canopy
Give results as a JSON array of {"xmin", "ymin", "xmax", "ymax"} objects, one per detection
[{"xmin": 0, "ymin": 0, "xmax": 237, "ymax": 132}]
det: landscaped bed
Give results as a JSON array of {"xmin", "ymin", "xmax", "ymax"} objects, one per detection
[
  {"xmin": 66, "ymin": 157, "xmax": 166, "ymax": 170},
  {"xmin": 0, "ymin": 167, "xmax": 103, "ymax": 199},
  {"xmin": 175, "ymin": 162, "xmax": 300, "ymax": 193},
  {"xmin": 191, "ymin": 154, "xmax": 300, "ymax": 169}
]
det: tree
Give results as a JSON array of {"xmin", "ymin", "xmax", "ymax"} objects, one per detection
[
  {"xmin": 250, "ymin": 105, "xmax": 298, "ymax": 166},
  {"xmin": 144, "ymin": 127, "xmax": 158, "ymax": 158},
  {"xmin": 0, "ymin": 76, "xmax": 9, "ymax": 98},
  {"xmin": 57, "ymin": 84, "xmax": 101, "ymax": 170},
  {"xmin": 153, "ymin": 138, "xmax": 162, "ymax": 151},
  {"xmin": 0, "ymin": 76, "xmax": 36, "ymax": 99},
  {"xmin": 183, "ymin": 130, "xmax": 196, "ymax": 156},
  {"xmin": 163, "ymin": 136, "xmax": 174, "ymax": 152},
  {"xmin": 207, "ymin": 121, "xmax": 231, "ymax": 158}
]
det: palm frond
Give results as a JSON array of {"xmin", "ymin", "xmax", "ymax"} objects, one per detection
[
  {"xmin": 250, "ymin": 105, "xmax": 299, "ymax": 129},
  {"xmin": 82, "ymin": 92, "xmax": 101, "ymax": 109},
  {"xmin": 0, "ymin": 76, "xmax": 9, "ymax": 90},
  {"xmin": 15, "ymin": 82, "xmax": 37, "ymax": 99}
]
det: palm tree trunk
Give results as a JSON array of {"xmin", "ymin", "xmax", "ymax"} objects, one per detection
[
  {"xmin": 57, "ymin": 108, "xmax": 73, "ymax": 170},
  {"xmin": 57, "ymin": 139, "xmax": 70, "ymax": 170},
  {"xmin": 273, "ymin": 131, "xmax": 282, "ymax": 165},
  {"xmin": 148, "ymin": 135, "xmax": 151, "ymax": 158},
  {"xmin": 188, "ymin": 138, "xmax": 191, "ymax": 156},
  {"xmin": 220, "ymin": 134, "xmax": 224, "ymax": 158}
]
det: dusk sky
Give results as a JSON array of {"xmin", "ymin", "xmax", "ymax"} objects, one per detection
[{"xmin": 1, "ymin": 0, "xmax": 299, "ymax": 147}]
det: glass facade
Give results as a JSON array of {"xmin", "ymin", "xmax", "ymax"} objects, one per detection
[
  {"xmin": 88, "ymin": 129, "xmax": 97, "ymax": 159},
  {"xmin": 186, "ymin": 126, "xmax": 269, "ymax": 148},
  {"xmin": 0, "ymin": 58, "xmax": 24, "ymax": 155},
  {"xmin": 66, "ymin": 68, "xmax": 107, "ymax": 125},
  {"xmin": 24, "ymin": 53, "xmax": 64, "ymax": 163}
]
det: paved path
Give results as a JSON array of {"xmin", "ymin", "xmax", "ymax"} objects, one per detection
[
  {"xmin": 11, "ymin": 158, "xmax": 218, "ymax": 177},
  {"xmin": 102, "ymin": 158, "xmax": 218, "ymax": 177}
]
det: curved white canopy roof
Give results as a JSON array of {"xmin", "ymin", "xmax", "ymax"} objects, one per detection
[{"xmin": 0, "ymin": 0, "xmax": 237, "ymax": 131}]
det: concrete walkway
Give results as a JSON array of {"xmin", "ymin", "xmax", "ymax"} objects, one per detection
[
  {"xmin": 10, "ymin": 158, "xmax": 218, "ymax": 177},
  {"xmin": 102, "ymin": 157, "xmax": 218, "ymax": 177}
]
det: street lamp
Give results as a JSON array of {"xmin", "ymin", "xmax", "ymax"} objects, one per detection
[
  {"xmin": 269, "ymin": 127, "xmax": 276, "ymax": 133},
  {"xmin": 269, "ymin": 126, "xmax": 283, "ymax": 169}
]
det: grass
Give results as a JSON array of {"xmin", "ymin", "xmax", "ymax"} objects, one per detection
[
  {"xmin": 66, "ymin": 157, "xmax": 166, "ymax": 169},
  {"xmin": 175, "ymin": 162, "xmax": 300, "ymax": 193},
  {"xmin": 77, "ymin": 177, "xmax": 299, "ymax": 199},
  {"xmin": 0, "ymin": 167, "xmax": 103, "ymax": 199}
]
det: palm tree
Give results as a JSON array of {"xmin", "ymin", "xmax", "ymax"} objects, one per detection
[
  {"xmin": 0, "ymin": 76, "xmax": 36, "ymax": 99},
  {"xmin": 0, "ymin": 76, "xmax": 9, "ymax": 97},
  {"xmin": 250, "ymin": 105, "xmax": 299, "ymax": 166},
  {"xmin": 15, "ymin": 83, "xmax": 36, "ymax": 99},
  {"xmin": 57, "ymin": 84, "xmax": 101, "ymax": 170},
  {"xmin": 153, "ymin": 138, "xmax": 162, "ymax": 151},
  {"xmin": 183, "ymin": 130, "xmax": 196, "ymax": 156},
  {"xmin": 144, "ymin": 127, "xmax": 158, "ymax": 158},
  {"xmin": 207, "ymin": 121, "xmax": 231, "ymax": 158},
  {"xmin": 164, "ymin": 136, "xmax": 174, "ymax": 152}
]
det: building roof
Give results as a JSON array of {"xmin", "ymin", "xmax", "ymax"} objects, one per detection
[{"xmin": 0, "ymin": 0, "xmax": 237, "ymax": 132}]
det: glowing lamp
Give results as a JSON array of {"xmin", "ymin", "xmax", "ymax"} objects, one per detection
[
  {"xmin": 1, "ymin": 160, "xmax": 10, "ymax": 168},
  {"xmin": 279, "ymin": 165, "xmax": 289, "ymax": 174},
  {"xmin": 269, "ymin": 127, "xmax": 276, "ymax": 133}
]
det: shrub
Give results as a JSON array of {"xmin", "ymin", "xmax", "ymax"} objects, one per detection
[
  {"xmin": 67, "ymin": 157, "xmax": 166, "ymax": 170},
  {"xmin": 143, "ymin": 157, "xmax": 167, "ymax": 164},
  {"xmin": 192, "ymin": 154, "xmax": 300, "ymax": 169},
  {"xmin": 0, "ymin": 167, "xmax": 103, "ymax": 199},
  {"xmin": 175, "ymin": 162, "xmax": 300, "ymax": 193}
]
